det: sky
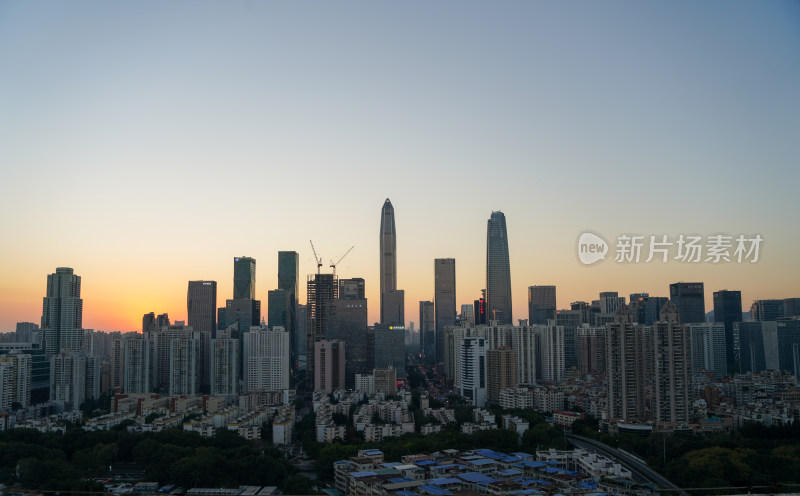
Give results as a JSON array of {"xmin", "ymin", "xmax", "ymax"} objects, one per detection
[{"xmin": 1, "ymin": 1, "xmax": 799, "ymax": 332}]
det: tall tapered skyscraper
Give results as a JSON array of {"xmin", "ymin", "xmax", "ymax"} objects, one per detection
[
  {"xmin": 41, "ymin": 267, "xmax": 83, "ymax": 357},
  {"xmin": 486, "ymin": 211, "xmax": 512, "ymax": 324},
  {"xmin": 380, "ymin": 198, "xmax": 398, "ymax": 324}
]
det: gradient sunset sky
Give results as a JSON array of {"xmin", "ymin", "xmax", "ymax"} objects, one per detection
[{"xmin": 1, "ymin": 1, "xmax": 798, "ymax": 332}]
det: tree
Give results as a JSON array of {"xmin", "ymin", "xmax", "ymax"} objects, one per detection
[{"xmin": 282, "ymin": 474, "xmax": 316, "ymax": 495}]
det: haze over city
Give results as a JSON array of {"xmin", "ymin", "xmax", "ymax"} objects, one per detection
[{"xmin": 1, "ymin": 1, "xmax": 799, "ymax": 332}]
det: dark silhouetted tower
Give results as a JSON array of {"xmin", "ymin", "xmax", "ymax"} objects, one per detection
[{"xmin": 486, "ymin": 211, "xmax": 512, "ymax": 324}]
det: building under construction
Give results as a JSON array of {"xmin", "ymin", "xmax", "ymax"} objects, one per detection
[{"xmin": 306, "ymin": 272, "xmax": 338, "ymax": 389}]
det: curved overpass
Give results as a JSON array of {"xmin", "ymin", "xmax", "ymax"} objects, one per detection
[{"xmin": 566, "ymin": 433, "xmax": 687, "ymax": 496}]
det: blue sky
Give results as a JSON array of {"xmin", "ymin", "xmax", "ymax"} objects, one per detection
[{"xmin": 1, "ymin": 1, "xmax": 798, "ymax": 330}]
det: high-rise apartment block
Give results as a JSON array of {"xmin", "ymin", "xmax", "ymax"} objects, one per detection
[
  {"xmin": 41, "ymin": 267, "xmax": 84, "ymax": 357},
  {"xmin": 605, "ymin": 305, "xmax": 646, "ymax": 422},
  {"xmin": 689, "ymin": 323, "xmax": 727, "ymax": 377},
  {"xmin": 242, "ymin": 326, "xmax": 290, "ymax": 392},
  {"xmin": 486, "ymin": 346, "xmax": 516, "ymax": 406},
  {"xmin": 211, "ymin": 330, "xmax": 239, "ymax": 396},
  {"xmin": 459, "ymin": 336, "xmax": 488, "ymax": 407},
  {"xmin": 652, "ymin": 303, "xmax": 692, "ymax": 426},
  {"xmin": 536, "ymin": 321, "xmax": 565, "ymax": 383},
  {"xmin": 314, "ymin": 339, "xmax": 345, "ymax": 394}
]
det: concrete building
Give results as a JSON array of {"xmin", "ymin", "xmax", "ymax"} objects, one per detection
[
  {"xmin": 315, "ymin": 339, "xmax": 346, "ymax": 394},
  {"xmin": 242, "ymin": 326, "xmax": 290, "ymax": 392},
  {"xmin": 210, "ymin": 332, "xmax": 239, "ymax": 396},
  {"xmin": 459, "ymin": 336, "xmax": 487, "ymax": 407},
  {"xmin": 149, "ymin": 323, "xmax": 194, "ymax": 393},
  {"xmin": 605, "ymin": 305, "xmax": 646, "ymax": 422},
  {"xmin": 536, "ymin": 321, "xmax": 565, "ymax": 383},
  {"xmin": 123, "ymin": 336, "xmax": 152, "ymax": 394},
  {"xmin": 652, "ymin": 302, "xmax": 692, "ymax": 426},
  {"xmin": 0, "ymin": 352, "xmax": 32, "ymax": 409},
  {"xmin": 577, "ymin": 325, "xmax": 606, "ymax": 376},
  {"xmin": 374, "ymin": 367, "xmax": 397, "ymax": 396},
  {"xmin": 487, "ymin": 346, "xmax": 516, "ymax": 406},
  {"xmin": 50, "ymin": 352, "xmax": 99, "ymax": 411},
  {"xmin": 169, "ymin": 336, "xmax": 199, "ymax": 396},
  {"xmin": 689, "ymin": 323, "xmax": 727, "ymax": 377}
]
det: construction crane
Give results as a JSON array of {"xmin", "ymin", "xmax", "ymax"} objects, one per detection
[
  {"xmin": 309, "ymin": 240, "xmax": 323, "ymax": 274},
  {"xmin": 330, "ymin": 245, "xmax": 354, "ymax": 277}
]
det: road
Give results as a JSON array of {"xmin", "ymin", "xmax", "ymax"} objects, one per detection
[{"xmin": 566, "ymin": 433, "xmax": 688, "ymax": 496}]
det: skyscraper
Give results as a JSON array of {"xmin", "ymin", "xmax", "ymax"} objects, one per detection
[
  {"xmin": 689, "ymin": 323, "xmax": 727, "ymax": 378},
  {"xmin": 277, "ymin": 251, "xmax": 299, "ymax": 365},
  {"xmin": 380, "ymin": 199, "xmax": 398, "ymax": 325},
  {"xmin": 372, "ymin": 324, "xmax": 406, "ymax": 378},
  {"xmin": 713, "ymin": 290, "xmax": 742, "ymax": 373},
  {"xmin": 459, "ymin": 336, "xmax": 488, "ymax": 407},
  {"xmin": 528, "ymin": 286, "xmax": 556, "ymax": 325},
  {"xmin": 605, "ymin": 305, "xmax": 646, "ymax": 422},
  {"xmin": 306, "ymin": 273, "xmax": 338, "ymax": 387},
  {"xmin": 434, "ymin": 258, "xmax": 456, "ymax": 363},
  {"xmin": 339, "ymin": 278, "xmax": 366, "ymax": 299},
  {"xmin": 326, "ymin": 297, "xmax": 369, "ymax": 387},
  {"xmin": 419, "ymin": 301, "xmax": 435, "ymax": 360},
  {"xmin": 268, "ymin": 289, "xmax": 290, "ymax": 328},
  {"xmin": 653, "ymin": 302, "xmax": 692, "ymax": 426},
  {"xmin": 41, "ymin": 267, "xmax": 83, "ymax": 357},
  {"xmin": 187, "ymin": 281, "xmax": 217, "ymax": 334},
  {"xmin": 142, "ymin": 312, "xmax": 157, "ymax": 334},
  {"xmin": 233, "ymin": 256, "xmax": 256, "ymax": 300},
  {"xmin": 314, "ymin": 339, "xmax": 345, "ymax": 394},
  {"xmin": 487, "ymin": 346, "xmax": 517, "ymax": 406},
  {"xmin": 486, "ymin": 211, "xmax": 512, "ymax": 324},
  {"xmin": 382, "ymin": 290, "xmax": 405, "ymax": 326},
  {"xmin": 669, "ymin": 282, "xmax": 706, "ymax": 324},
  {"xmin": 242, "ymin": 326, "xmax": 290, "ymax": 392},
  {"xmin": 750, "ymin": 299, "xmax": 785, "ymax": 321}
]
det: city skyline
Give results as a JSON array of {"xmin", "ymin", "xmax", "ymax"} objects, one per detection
[
  {"xmin": 3, "ymin": 205, "xmax": 800, "ymax": 333},
  {"xmin": 1, "ymin": 2, "xmax": 799, "ymax": 331}
]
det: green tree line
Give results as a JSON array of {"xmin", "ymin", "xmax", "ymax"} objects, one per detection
[{"xmin": 0, "ymin": 425, "xmax": 314, "ymax": 494}]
